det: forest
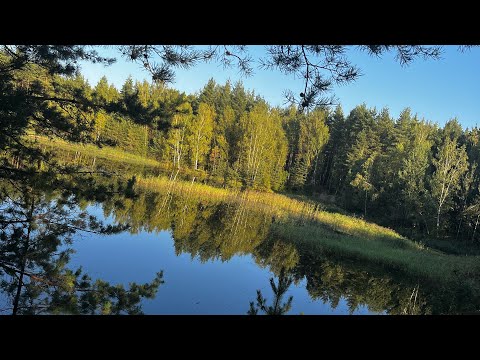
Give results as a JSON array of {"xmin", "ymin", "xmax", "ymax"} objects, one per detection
[
  {"xmin": 2, "ymin": 45, "xmax": 480, "ymax": 315},
  {"xmin": 15, "ymin": 66, "xmax": 480, "ymax": 253}
]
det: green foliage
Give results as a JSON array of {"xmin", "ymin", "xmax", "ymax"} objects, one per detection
[
  {"xmin": 25, "ymin": 74, "xmax": 480, "ymax": 249},
  {"xmin": 4, "ymin": 46, "xmax": 480, "ymax": 254},
  {"xmin": 431, "ymin": 136, "xmax": 469, "ymax": 233},
  {"xmin": 234, "ymin": 104, "xmax": 288, "ymax": 190},
  {"xmin": 4, "ymin": 165, "xmax": 480, "ymax": 314},
  {"xmin": 3, "ymin": 44, "xmax": 480, "ymax": 315},
  {"xmin": 188, "ymin": 102, "xmax": 215, "ymax": 170},
  {"xmin": 288, "ymin": 109, "xmax": 330, "ymax": 189},
  {"xmin": 163, "ymin": 102, "xmax": 193, "ymax": 168},
  {"xmin": 113, "ymin": 174, "xmax": 480, "ymax": 314}
]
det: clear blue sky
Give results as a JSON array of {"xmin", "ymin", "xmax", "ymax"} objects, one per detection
[{"xmin": 80, "ymin": 46, "xmax": 480, "ymax": 128}]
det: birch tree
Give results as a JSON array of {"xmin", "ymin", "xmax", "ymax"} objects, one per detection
[
  {"xmin": 398, "ymin": 121, "xmax": 434, "ymax": 232},
  {"xmin": 430, "ymin": 137, "xmax": 469, "ymax": 233},
  {"xmin": 289, "ymin": 109, "xmax": 329, "ymax": 189},
  {"xmin": 165, "ymin": 102, "xmax": 193, "ymax": 168},
  {"xmin": 235, "ymin": 104, "xmax": 288, "ymax": 189},
  {"xmin": 189, "ymin": 102, "xmax": 215, "ymax": 170}
]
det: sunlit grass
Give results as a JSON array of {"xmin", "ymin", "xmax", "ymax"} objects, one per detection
[
  {"xmin": 30, "ymin": 135, "xmax": 216, "ymax": 182},
  {"xmin": 30, "ymin": 135, "xmax": 163, "ymax": 168},
  {"xmin": 137, "ymin": 175, "xmax": 411, "ymax": 245},
  {"xmin": 137, "ymin": 175, "xmax": 235, "ymax": 202}
]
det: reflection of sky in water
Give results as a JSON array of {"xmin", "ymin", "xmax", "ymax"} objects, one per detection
[{"xmin": 67, "ymin": 205, "xmax": 380, "ymax": 315}]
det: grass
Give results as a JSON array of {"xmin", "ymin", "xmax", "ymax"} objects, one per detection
[
  {"xmin": 30, "ymin": 135, "xmax": 217, "ymax": 183},
  {"xmin": 30, "ymin": 135, "xmax": 164, "ymax": 169},
  {"xmin": 137, "ymin": 175, "xmax": 407, "ymax": 242},
  {"xmin": 137, "ymin": 175, "xmax": 235, "ymax": 202},
  {"xmin": 273, "ymin": 222, "xmax": 480, "ymax": 282}
]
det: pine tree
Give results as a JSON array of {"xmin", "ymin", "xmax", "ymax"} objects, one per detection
[
  {"xmin": 321, "ymin": 105, "xmax": 345, "ymax": 190},
  {"xmin": 247, "ymin": 268, "xmax": 294, "ymax": 315}
]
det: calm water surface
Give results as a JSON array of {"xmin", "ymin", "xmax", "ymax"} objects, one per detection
[
  {"xmin": 2, "ymin": 169, "xmax": 458, "ymax": 315},
  {"xmin": 69, "ymin": 205, "xmax": 375, "ymax": 314}
]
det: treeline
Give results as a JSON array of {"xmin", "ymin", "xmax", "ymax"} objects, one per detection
[{"xmin": 32, "ymin": 74, "xmax": 480, "ymax": 244}]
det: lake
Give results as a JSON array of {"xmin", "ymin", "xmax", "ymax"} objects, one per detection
[
  {"xmin": 66, "ymin": 203, "xmax": 376, "ymax": 315},
  {"xmin": 0, "ymin": 171, "xmax": 471, "ymax": 315}
]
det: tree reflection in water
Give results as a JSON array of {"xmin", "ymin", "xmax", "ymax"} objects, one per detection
[
  {"xmin": 95, "ymin": 179, "xmax": 471, "ymax": 314},
  {"xmin": 2, "ymin": 164, "xmax": 479, "ymax": 314},
  {"xmin": 248, "ymin": 268, "xmax": 294, "ymax": 315},
  {"xmin": 0, "ymin": 172, "xmax": 163, "ymax": 315}
]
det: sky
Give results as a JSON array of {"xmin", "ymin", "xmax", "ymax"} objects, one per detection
[{"xmin": 80, "ymin": 45, "xmax": 480, "ymax": 128}]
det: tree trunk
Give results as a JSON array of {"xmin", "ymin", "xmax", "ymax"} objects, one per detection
[
  {"xmin": 194, "ymin": 144, "xmax": 199, "ymax": 170},
  {"xmin": 194, "ymin": 130, "xmax": 201, "ymax": 171},
  {"xmin": 312, "ymin": 154, "xmax": 318, "ymax": 186},
  {"xmin": 455, "ymin": 217, "xmax": 462, "ymax": 242},
  {"xmin": 419, "ymin": 211, "xmax": 430, "ymax": 235},
  {"xmin": 436, "ymin": 205, "xmax": 442, "ymax": 235},
  {"xmin": 287, "ymin": 151, "xmax": 294, "ymax": 172},
  {"xmin": 144, "ymin": 125, "xmax": 148, "ymax": 156},
  {"xmin": 472, "ymin": 213, "xmax": 480, "ymax": 243},
  {"xmin": 456, "ymin": 199, "xmax": 468, "ymax": 242},
  {"xmin": 12, "ymin": 262, "xmax": 26, "ymax": 315},
  {"xmin": 321, "ymin": 152, "xmax": 332, "ymax": 187},
  {"xmin": 364, "ymin": 190, "xmax": 367, "ymax": 218}
]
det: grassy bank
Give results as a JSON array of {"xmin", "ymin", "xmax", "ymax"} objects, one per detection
[
  {"xmin": 31, "ymin": 135, "xmax": 222, "ymax": 183},
  {"xmin": 137, "ymin": 176, "xmax": 407, "ymax": 243},
  {"xmin": 273, "ymin": 222, "xmax": 480, "ymax": 282},
  {"xmin": 31, "ymin": 135, "xmax": 164, "ymax": 169}
]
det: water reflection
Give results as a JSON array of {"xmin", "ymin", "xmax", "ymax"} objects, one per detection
[
  {"xmin": 108, "ymin": 182, "xmax": 474, "ymax": 314},
  {"xmin": 2, "ymin": 170, "xmax": 479, "ymax": 314},
  {"xmin": 0, "ymin": 174, "xmax": 163, "ymax": 315},
  {"xmin": 248, "ymin": 268, "xmax": 294, "ymax": 315}
]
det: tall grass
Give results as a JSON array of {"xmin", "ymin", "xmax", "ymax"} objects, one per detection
[
  {"xmin": 137, "ymin": 175, "xmax": 412, "ymax": 245},
  {"xmin": 137, "ymin": 175, "xmax": 234, "ymax": 202},
  {"xmin": 31, "ymin": 135, "xmax": 219, "ymax": 183},
  {"xmin": 31, "ymin": 135, "xmax": 163, "ymax": 169}
]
